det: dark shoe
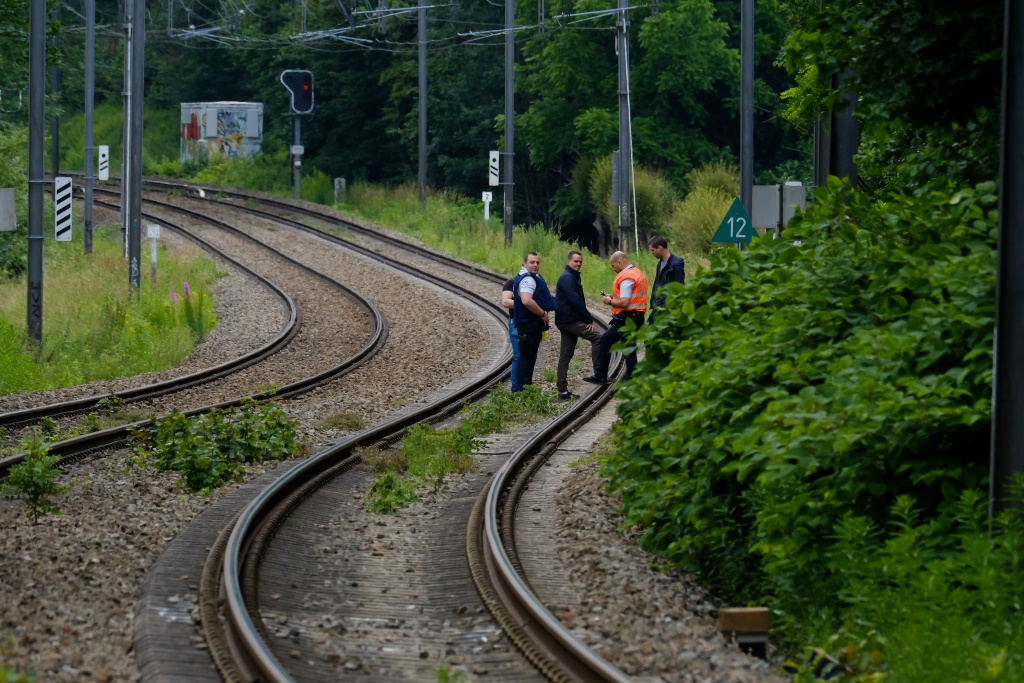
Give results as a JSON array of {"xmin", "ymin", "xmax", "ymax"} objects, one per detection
[
  {"xmin": 558, "ymin": 391, "xmax": 578, "ymax": 401},
  {"xmin": 582, "ymin": 375, "xmax": 608, "ymax": 385}
]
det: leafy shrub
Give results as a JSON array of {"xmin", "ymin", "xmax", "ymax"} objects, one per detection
[
  {"xmin": 0, "ymin": 436, "xmax": 69, "ymax": 522},
  {"xmin": 587, "ymin": 154, "xmax": 675, "ymax": 242},
  {"xmin": 130, "ymin": 398, "xmax": 301, "ymax": 495},
  {"xmin": 603, "ymin": 176, "xmax": 997, "ymax": 616},
  {"xmin": 797, "ymin": 488, "xmax": 1024, "ymax": 682},
  {"xmin": 664, "ymin": 185, "xmax": 731, "ymax": 257},
  {"xmin": 685, "ymin": 159, "xmax": 739, "ymax": 197}
]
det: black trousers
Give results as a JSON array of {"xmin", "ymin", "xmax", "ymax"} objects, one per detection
[
  {"xmin": 593, "ymin": 312, "xmax": 644, "ymax": 380},
  {"xmin": 515, "ymin": 318, "xmax": 544, "ymax": 389}
]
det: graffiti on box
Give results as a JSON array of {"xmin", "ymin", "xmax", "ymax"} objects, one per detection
[{"xmin": 180, "ymin": 108, "xmax": 262, "ymax": 162}]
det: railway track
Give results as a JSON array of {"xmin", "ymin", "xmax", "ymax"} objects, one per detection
[
  {"xmin": 0, "ymin": 197, "xmax": 385, "ymax": 477},
  {"xmin": 24, "ymin": 177, "xmax": 636, "ymax": 681},
  {"xmin": 120, "ymin": 180, "xmax": 635, "ymax": 683}
]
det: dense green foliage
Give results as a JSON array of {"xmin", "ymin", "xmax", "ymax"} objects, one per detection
[
  {"xmin": 0, "ymin": 125, "xmax": 29, "ymax": 278},
  {"xmin": 129, "ymin": 398, "xmax": 301, "ymax": 495},
  {"xmin": 0, "ymin": 435, "xmax": 69, "ymax": 522},
  {"xmin": 601, "ymin": 0, "xmax": 1012, "ymax": 677},
  {"xmin": 2, "ymin": 0, "xmax": 807, "ymax": 243}
]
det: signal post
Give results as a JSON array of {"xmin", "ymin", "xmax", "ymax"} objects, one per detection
[{"xmin": 280, "ymin": 70, "xmax": 314, "ymax": 200}]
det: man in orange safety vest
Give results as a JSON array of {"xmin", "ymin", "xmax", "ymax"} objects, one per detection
[{"xmin": 584, "ymin": 251, "xmax": 648, "ymax": 384}]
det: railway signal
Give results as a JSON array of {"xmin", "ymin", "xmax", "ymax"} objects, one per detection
[
  {"xmin": 98, "ymin": 145, "xmax": 109, "ymax": 181},
  {"xmin": 280, "ymin": 69, "xmax": 314, "ymax": 115}
]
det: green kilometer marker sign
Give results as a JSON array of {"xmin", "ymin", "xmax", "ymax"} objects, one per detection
[{"xmin": 712, "ymin": 198, "xmax": 755, "ymax": 243}]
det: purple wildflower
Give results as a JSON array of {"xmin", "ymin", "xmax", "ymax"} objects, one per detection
[
  {"xmin": 183, "ymin": 280, "xmax": 191, "ymax": 297},
  {"xmin": 170, "ymin": 290, "xmax": 179, "ymax": 304}
]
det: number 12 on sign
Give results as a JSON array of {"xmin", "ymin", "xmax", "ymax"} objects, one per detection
[{"xmin": 712, "ymin": 198, "xmax": 755, "ymax": 244}]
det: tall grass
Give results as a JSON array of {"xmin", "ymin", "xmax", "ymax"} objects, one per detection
[
  {"xmin": 0, "ymin": 220, "xmax": 220, "ymax": 395},
  {"xmin": 343, "ymin": 181, "xmax": 660, "ymax": 299}
]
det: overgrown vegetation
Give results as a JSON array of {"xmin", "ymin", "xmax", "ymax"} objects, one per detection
[
  {"xmin": 342, "ymin": 181, "xmax": 665, "ymax": 299},
  {"xmin": 364, "ymin": 386, "xmax": 562, "ymax": 513},
  {"xmin": 602, "ymin": 1, "xmax": 1013, "ymax": 678},
  {"xmin": 0, "ymin": 435, "xmax": 69, "ymax": 523},
  {"xmin": 0, "ymin": 209, "xmax": 220, "ymax": 395},
  {"xmin": 128, "ymin": 398, "xmax": 301, "ymax": 495}
]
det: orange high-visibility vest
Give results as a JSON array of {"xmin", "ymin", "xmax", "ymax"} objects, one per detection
[{"xmin": 612, "ymin": 265, "xmax": 648, "ymax": 315}]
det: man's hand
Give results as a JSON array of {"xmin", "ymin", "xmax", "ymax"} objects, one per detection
[{"xmin": 585, "ymin": 322, "xmax": 595, "ymax": 333}]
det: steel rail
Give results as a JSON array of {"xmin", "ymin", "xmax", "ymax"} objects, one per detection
[
  {"xmin": 136, "ymin": 177, "xmax": 506, "ymax": 285},
  {"xmin": 0, "ymin": 200, "xmax": 301, "ymax": 432},
  {"xmin": 467, "ymin": 366, "xmax": 633, "ymax": 683},
  {"xmin": 208, "ymin": 290, "xmax": 515, "ymax": 683}
]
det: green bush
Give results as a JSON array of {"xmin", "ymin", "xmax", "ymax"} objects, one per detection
[
  {"xmin": 685, "ymin": 159, "xmax": 739, "ymax": 197},
  {"xmin": 603, "ymin": 175, "xmax": 996, "ymax": 627},
  {"xmin": 587, "ymin": 154, "xmax": 675, "ymax": 243},
  {"xmin": 0, "ymin": 435, "xmax": 69, "ymax": 523},
  {"xmin": 664, "ymin": 185, "xmax": 731, "ymax": 257},
  {"xmin": 130, "ymin": 398, "xmax": 301, "ymax": 495}
]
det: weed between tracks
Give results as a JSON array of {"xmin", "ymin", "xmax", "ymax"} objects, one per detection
[{"xmin": 362, "ymin": 386, "xmax": 563, "ymax": 514}]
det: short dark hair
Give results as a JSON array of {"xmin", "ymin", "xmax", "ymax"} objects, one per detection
[
  {"xmin": 567, "ymin": 250, "xmax": 582, "ymax": 260},
  {"xmin": 523, "ymin": 251, "xmax": 539, "ymax": 262},
  {"xmin": 648, "ymin": 235, "xmax": 668, "ymax": 249}
]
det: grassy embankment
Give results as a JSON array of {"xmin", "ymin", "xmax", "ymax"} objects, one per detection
[{"xmin": 0, "ymin": 221, "xmax": 219, "ymax": 396}]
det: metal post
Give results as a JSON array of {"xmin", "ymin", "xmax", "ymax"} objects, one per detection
[
  {"xmin": 417, "ymin": 3, "xmax": 427, "ymax": 209},
  {"xmin": 616, "ymin": 0, "xmax": 631, "ymax": 251},
  {"xmin": 739, "ymin": 0, "xmax": 753, "ymax": 214},
  {"xmin": 502, "ymin": 0, "xmax": 514, "ymax": 245},
  {"xmin": 27, "ymin": 0, "xmax": 46, "ymax": 344},
  {"xmin": 293, "ymin": 115, "xmax": 301, "ymax": 200},
  {"xmin": 121, "ymin": 0, "xmax": 131, "ymax": 242},
  {"xmin": 991, "ymin": 0, "xmax": 1024, "ymax": 515},
  {"xmin": 127, "ymin": 0, "xmax": 144, "ymax": 291},
  {"xmin": 830, "ymin": 70, "xmax": 859, "ymax": 188},
  {"xmin": 50, "ymin": 3, "xmax": 60, "ymax": 177},
  {"xmin": 84, "ymin": 0, "xmax": 95, "ymax": 254}
]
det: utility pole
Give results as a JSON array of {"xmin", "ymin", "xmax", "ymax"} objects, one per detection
[
  {"xmin": 418, "ymin": 2, "xmax": 427, "ymax": 209},
  {"xmin": 50, "ymin": 3, "xmax": 60, "ymax": 177},
  {"xmin": 502, "ymin": 0, "xmax": 514, "ymax": 245},
  {"xmin": 121, "ymin": 0, "xmax": 132, "ymax": 240},
  {"xmin": 84, "ymin": 0, "xmax": 95, "ymax": 254},
  {"xmin": 615, "ymin": 0, "xmax": 630, "ymax": 251},
  {"xmin": 739, "ymin": 0, "xmax": 753, "ymax": 215},
  {"xmin": 27, "ymin": 0, "xmax": 45, "ymax": 344},
  {"xmin": 127, "ymin": 0, "xmax": 144, "ymax": 291},
  {"xmin": 991, "ymin": 0, "xmax": 1024, "ymax": 515}
]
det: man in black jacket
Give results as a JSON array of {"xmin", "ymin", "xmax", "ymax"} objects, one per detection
[
  {"xmin": 647, "ymin": 235, "xmax": 685, "ymax": 322},
  {"xmin": 554, "ymin": 251, "xmax": 601, "ymax": 401}
]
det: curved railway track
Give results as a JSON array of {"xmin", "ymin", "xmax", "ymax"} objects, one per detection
[
  {"xmin": 42, "ymin": 177, "xmax": 635, "ymax": 681},
  {"xmin": 122, "ymin": 179, "xmax": 635, "ymax": 683},
  {"xmin": 0, "ymin": 194, "xmax": 386, "ymax": 476}
]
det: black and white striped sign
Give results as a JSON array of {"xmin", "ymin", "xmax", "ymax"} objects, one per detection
[
  {"xmin": 488, "ymin": 150, "xmax": 500, "ymax": 187},
  {"xmin": 54, "ymin": 177, "xmax": 72, "ymax": 242},
  {"xmin": 98, "ymin": 145, "xmax": 109, "ymax": 181}
]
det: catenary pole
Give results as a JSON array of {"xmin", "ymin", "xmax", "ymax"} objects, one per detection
[
  {"xmin": 127, "ymin": 0, "xmax": 144, "ymax": 291},
  {"xmin": 293, "ymin": 115, "xmax": 301, "ymax": 200},
  {"xmin": 121, "ymin": 0, "xmax": 131, "ymax": 242},
  {"xmin": 739, "ymin": 0, "xmax": 753, "ymax": 214},
  {"xmin": 502, "ymin": 0, "xmax": 514, "ymax": 245},
  {"xmin": 417, "ymin": 3, "xmax": 427, "ymax": 209},
  {"xmin": 991, "ymin": 0, "xmax": 1024, "ymax": 515},
  {"xmin": 27, "ymin": 0, "xmax": 46, "ymax": 344},
  {"xmin": 616, "ymin": 0, "xmax": 631, "ymax": 250},
  {"xmin": 50, "ymin": 3, "xmax": 60, "ymax": 177},
  {"xmin": 84, "ymin": 0, "xmax": 95, "ymax": 254}
]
